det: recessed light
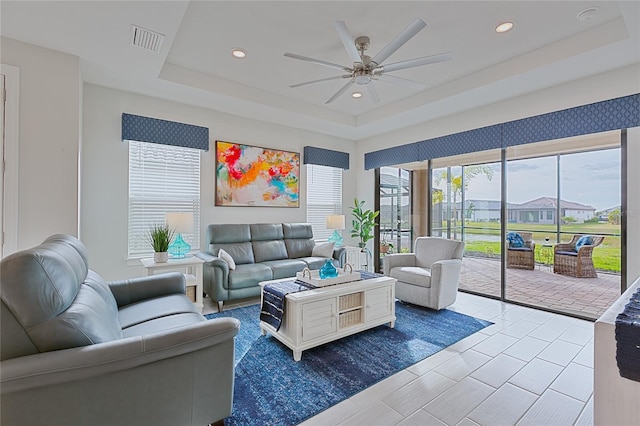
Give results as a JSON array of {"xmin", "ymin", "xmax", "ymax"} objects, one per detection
[
  {"xmin": 231, "ymin": 48, "xmax": 247, "ymax": 59},
  {"xmin": 495, "ymin": 22, "xmax": 514, "ymax": 33},
  {"xmin": 352, "ymin": 92, "xmax": 362, "ymax": 98}
]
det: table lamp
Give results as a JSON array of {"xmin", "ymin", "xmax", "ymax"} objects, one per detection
[
  {"xmin": 326, "ymin": 215, "xmax": 345, "ymax": 247},
  {"xmin": 166, "ymin": 212, "xmax": 193, "ymax": 258}
]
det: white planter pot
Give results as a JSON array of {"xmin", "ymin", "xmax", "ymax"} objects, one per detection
[{"xmin": 154, "ymin": 252, "xmax": 169, "ymax": 263}]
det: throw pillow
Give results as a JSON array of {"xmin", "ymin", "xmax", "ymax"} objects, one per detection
[
  {"xmin": 575, "ymin": 235, "xmax": 593, "ymax": 252},
  {"xmin": 312, "ymin": 241, "xmax": 335, "ymax": 258},
  {"xmin": 506, "ymin": 232, "xmax": 525, "ymax": 248},
  {"xmin": 218, "ymin": 248, "xmax": 236, "ymax": 270}
]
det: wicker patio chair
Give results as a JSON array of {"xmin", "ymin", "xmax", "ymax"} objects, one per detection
[
  {"xmin": 553, "ymin": 234, "xmax": 604, "ymax": 278},
  {"xmin": 507, "ymin": 232, "xmax": 535, "ymax": 270}
]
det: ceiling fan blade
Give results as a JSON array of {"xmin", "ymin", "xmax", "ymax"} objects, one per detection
[
  {"xmin": 381, "ymin": 52, "xmax": 452, "ymax": 73},
  {"xmin": 289, "ymin": 75, "xmax": 351, "ymax": 88},
  {"xmin": 366, "ymin": 83, "xmax": 380, "ymax": 103},
  {"xmin": 334, "ymin": 21, "xmax": 362, "ymax": 63},
  {"xmin": 325, "ymin": 80, "xmax": 354, "ymax": 104},
  {"xmin": 371, "ymin": 18, "xmax": 427, "ymax": 66},
  {"xmin": 284, "ymin": 52, "xmax": 351, "ymax": 72},
  {"xmin": 377, "ymin": 74, "xmax": 426, "ymax": 91}
]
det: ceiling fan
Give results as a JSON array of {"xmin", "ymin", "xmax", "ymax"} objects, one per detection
[{"xmin": 284, "ymin": 19, "xmax": 452, "ymax": 104}]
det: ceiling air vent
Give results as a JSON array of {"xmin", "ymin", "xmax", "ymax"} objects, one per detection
[{"xmin": 131, "ymin": 25, "xmax": 165, "ymax": 53}]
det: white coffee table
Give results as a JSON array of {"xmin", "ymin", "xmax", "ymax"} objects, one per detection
[{"xmin": 259, "ymin": 275, "xmax": 396, "ymax": 361}]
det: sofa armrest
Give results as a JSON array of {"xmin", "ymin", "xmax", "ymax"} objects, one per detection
[
  {"xmin": 383, "ymin": 253, "xmax": 416, "ymax": 275},
  {"xmin": 430, "ymin": 259, "xmax": 463, "ymax": 309},
  {"xmin": 196, "ymin": 252, "xmax": 229, "ymax": 272},
  {"xmin": 1, "ymin": 317, "xmax": 240, "ymax": 394},
  {"xmin": 108, "ymin": 272, "xmax": 186, "ymax": 307}
]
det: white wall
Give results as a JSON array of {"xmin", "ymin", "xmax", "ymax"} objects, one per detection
[
  {"xmin": 81, "ymin": 84, "xmax": 356, "ymax": 280},
  {"xmin": 1, "ymin": 37, "xmax": 81, "ymax": 249}
]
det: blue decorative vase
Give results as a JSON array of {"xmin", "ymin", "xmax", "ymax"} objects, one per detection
[{"xmin": 319, "ymin": 259, "xmax": 338, "ymax": 279}]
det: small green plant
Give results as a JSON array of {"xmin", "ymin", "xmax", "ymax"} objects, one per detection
[
  {"xmin": 147, "ymin": 223, "xmax": 175, "ymax": 253},
  {"xmin": 380, "ymin": 240, "xmax": 394, "ymax": 254},
  {"xmin": 350, "ymin": 199, "xmax": 379, "ymax": 249}
]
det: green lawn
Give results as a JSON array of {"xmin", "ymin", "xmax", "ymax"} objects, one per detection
[{"xmin": 461, "ymin": 221, "xmax": 621, "ymax": 273}]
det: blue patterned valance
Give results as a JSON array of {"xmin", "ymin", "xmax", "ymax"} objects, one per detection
[
  {"xmin": 303, "ymin": 146, "xmax": 350, "ymax": 170},
  {"xmin": 503, "ymin": 94, "xmax": 640, "ymax": 147},
  {"xmin": 364, "ymin": 93, "xmax": 639, "ymax": 170},
  {"xmin": 122, "ymin": 113, "xmax": 209, "ymax": 151}
]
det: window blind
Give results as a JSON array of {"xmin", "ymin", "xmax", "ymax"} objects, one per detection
[
  {"xmin": 128, "ymin": 141, "xmax": 200, "ymax": 257},
  {"xmin": 306, "ymin": 164, "xmax": 343, "ymax": 241}
]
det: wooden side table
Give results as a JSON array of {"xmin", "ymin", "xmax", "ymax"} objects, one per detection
[{"xmin": 140, "ymin": 255, "xmax": 204, "ymax": 312}]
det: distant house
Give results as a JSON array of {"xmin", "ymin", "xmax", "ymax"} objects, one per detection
[
  {"xmin": 508, "ymin": 197, "xmax": 595, "ymax": 224},
  {"xmin": 597, "ymin": 205, "xmax": 620, "ymax": 222},
  {"xmin": 436, "ymin": 197, "xmax": 595, "ymax": 225}
]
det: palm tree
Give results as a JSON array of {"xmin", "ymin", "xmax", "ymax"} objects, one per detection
[{"xmin": 433, "ymin": 165, "xmax": 493, "ymax": 239}]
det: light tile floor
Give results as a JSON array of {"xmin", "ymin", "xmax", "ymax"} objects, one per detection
[{"xmin": 203, "ymin": 292, "xmax": 595, "ymax": 426}]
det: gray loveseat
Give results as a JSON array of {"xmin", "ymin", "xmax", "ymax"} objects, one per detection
[
  {"xmin": 197, "ymin": 223, "xmax": 345, "ymax": 311},
  {"xmin": 1, "ymin": 234, "xmax": 239, "ymax": 426}
]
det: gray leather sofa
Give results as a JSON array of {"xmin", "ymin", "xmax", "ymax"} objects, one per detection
[
  {"xmin": 0, "ymin": 234, "xmax": 239, "ymax": 426},
  {"xmin": 197, "ymin": 223, "xmax": 345, "ymax": 311}
]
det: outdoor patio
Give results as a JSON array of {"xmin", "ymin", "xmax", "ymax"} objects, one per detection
[{"xmin": 460, "ymin": 256, "xmax": 621, "ymax": 320}]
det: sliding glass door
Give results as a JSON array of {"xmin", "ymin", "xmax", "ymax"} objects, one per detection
[{"xmin": 378, "ymin": 131, "xmax": 623, "ymax": 320}]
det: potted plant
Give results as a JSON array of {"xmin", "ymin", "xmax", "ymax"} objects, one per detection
[
  {"xmin": 147, "ymin": 223, "xmax": 175, "ymax": 263},
  {"xmin": 380, "ymin": 241, "xmax": 394, "ymax": 254},
  {"xmin": 350, "ymin": 199, "xmax": 379, "ymax": 251}
]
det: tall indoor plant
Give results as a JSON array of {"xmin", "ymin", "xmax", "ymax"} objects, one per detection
[
  {"xmin": 350, "ymin": 198, "xmax": 379, "ymax": 250},
  {"xmin": 147, "ymin": 223, "xmax": 175, "ymax": 263}
]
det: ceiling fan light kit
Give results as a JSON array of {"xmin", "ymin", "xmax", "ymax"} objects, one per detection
[{"xmin": 285, "ymin": 18, "xmax": 452, "ymax": 104}]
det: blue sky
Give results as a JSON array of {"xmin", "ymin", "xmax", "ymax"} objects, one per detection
[{"xmin": 458, "ymin": 148, "xmax": 621, "ymax": 212}]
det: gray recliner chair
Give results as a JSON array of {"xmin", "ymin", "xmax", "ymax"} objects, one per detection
[
  {"xmin": 383, "ymin": 237, "xmax": 465, "ymax": 310},
  {"xmin": 1, "ymin": 234, "xmax": 240, "ymax": 426}
]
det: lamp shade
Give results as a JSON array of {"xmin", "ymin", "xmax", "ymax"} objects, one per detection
[
  {"xmin": 326, "ymin": 215, "xmax": 345, "ymax": 230},
  {"xmin": 165, "ymin": 212, "xmax": 193, "ymax": 234}
]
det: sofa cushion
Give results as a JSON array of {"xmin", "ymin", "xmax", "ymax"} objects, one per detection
[
  {"xmin": 208, "ymin": 224, "xmax": 251, "ymax": 244},
  {"xmin": 208, "ymin": 224, "xmax": 254, "ymax": 264},
  {"xmin": 284, "ymin": 238, "xmax": 314, "ymax": 258},
  {"xmin": 213, "ymin": 242, "xmax": 254, "ymax": 265},
  {"xmin": 282, "ymin": 223, "xmax": 314, "ymax": 258},
  {"xmin": 282, "ymin": 223, "xmax": 313, "ymax": 239},
  {"xmin": 228, "ymin": 263, "xmax": 273, "ymax": 290},
  {"xmin": 250, "ymin": 223, "xmax": 284, "ymax": 241},
  {"xmin": 253, "ymin": 240, "xmax": 288, "ymax": 263},
  {"xmin": 118, "ymin": 294, "xmax": 199, "ymax": 329},
  {"xmin": 262, "ymin": 259, "xmax": 308, "ymax": 279},
  {"xmin": 389, "ymin": 266, "xmax": 432, "ymax": 288},
  {"xmin": 122, "ymin": 312, "xmax": 205, "ymax": 338}
]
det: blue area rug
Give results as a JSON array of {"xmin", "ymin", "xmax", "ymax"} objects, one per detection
[{"xmin": 206, "ymin": 301, "xmax": 491, "ymax": 426}]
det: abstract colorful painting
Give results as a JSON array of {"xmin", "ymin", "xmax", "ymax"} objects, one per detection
[{"xmin": 215, "ymin": 141, "xmax": 300, "ymax": 207}]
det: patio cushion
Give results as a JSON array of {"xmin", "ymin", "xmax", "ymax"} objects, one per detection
[
  {"xmin": 389, "ymin": 266, "xmax": 432, "ymax": 288},
  {"xmin": 556, "ymin": 250, "xmax": 578, "ymax": 257},
  {"xmin": 575, "ymin": 235, "xmax": 593, "ymax": 251},
  {"xmin": 508, "ymin": 247, "xmax": 532, "ymax": 252},
  {"xmin": 507, "ymin": 232, "xmax": 525, "ymax": 248}
]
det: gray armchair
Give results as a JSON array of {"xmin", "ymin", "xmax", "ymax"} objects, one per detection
[
  {"xmin": 1, "ymin": 234, "xmax": 239, "ymax": 426},
  {"xmin": 383, "ymin": 237, "xmax": 465, "ymax": 310}
]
